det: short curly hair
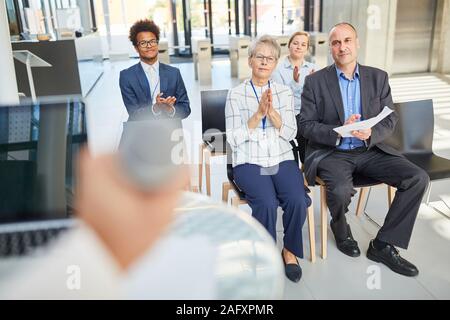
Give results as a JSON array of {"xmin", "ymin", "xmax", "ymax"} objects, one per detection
[{"xmin": 129, "ymin": 19, "xmax": 160, "ymax": 47}]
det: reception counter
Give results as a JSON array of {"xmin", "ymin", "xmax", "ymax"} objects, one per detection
[{"xmin": 12, "ymin": 35, "xmax": 104, "ymax": 98}]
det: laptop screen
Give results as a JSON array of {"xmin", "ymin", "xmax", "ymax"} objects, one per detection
[{"xmin": 0, "ymin": 97, "xmax": 87, "ymax": 224}]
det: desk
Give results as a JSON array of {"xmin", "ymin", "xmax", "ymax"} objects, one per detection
[{"xmin": 12, "ymin": 39, "xmax": 103, "ymax": 98}]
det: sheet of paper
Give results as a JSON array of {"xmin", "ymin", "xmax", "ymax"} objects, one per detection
[{"xmin": 333, "ymin": 106, "xmax": 394, "ymax": 138}]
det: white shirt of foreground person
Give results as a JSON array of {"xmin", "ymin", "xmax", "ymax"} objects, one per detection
[{"xmin": 0, "ymin": 223, "xmax": 216, "ymax": 300}]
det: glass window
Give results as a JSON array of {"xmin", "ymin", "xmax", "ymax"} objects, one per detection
[
  {"xmin": 312, "ymin": 0, "xmax": 321, "ymax": 31},
  {"xmin": 94, "ymin": 0, "xmax": 127, "ymax": 36},
  {"xmin": 283, "ymin": 0, "xmax": 305, "ymax": 34},
  {"xmin": 21, "ymin": 0, "xmax": 46, "ymax": 34},
  {"xmin": 6, "ymin": 0, "xmax": 20, "ymax": 36},
  {"xmin": 255, "ymin": 0, "xmax": 282, "ymax": 36},
  {"xmin": 190, "ymin": 0, "xmax": 207, "ymax": 38},
  {"xmin": 93, "ymin": 0, "xmax": 172, "ymax": 37},
  {"xmin": 210, "ymin": 0, "xmax": 235, "ymax": 48}
]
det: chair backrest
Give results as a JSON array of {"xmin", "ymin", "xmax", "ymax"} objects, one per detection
[
  {"xmin": 201, "ymin": 89, "xmax": 229, "ymax": 154},
  {"xmin": 201, "ymin": 89, "xmax": 229, "ymax": 135},
  {"xmin": 385, "ymin": 99, "xmax": 434, "ymax": 154}
]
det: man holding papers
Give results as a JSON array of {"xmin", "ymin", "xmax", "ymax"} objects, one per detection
[{"xmin": 299, "ymin": 22, "xmax": 429, "ymax": 277}]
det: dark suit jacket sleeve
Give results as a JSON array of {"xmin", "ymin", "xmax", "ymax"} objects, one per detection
[
  {"xmin": 368, "ymin": 71, "xmax": 398, "ymax": 148},
  {"xmin": 299, "ymin": 76, "xmax": 341, "ymax": 147},
  {"xmin": 119, "ymin": 70, "xmax": 140, "ymax": 116},
  {"xmin": 173, "ymin": 69, "xmax": 191, "ymax": 119}
]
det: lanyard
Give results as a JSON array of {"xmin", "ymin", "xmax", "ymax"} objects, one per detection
[
  {"xmin": 250, "ymin": 80, "xmax": 271, "ymax": 131},
  {"xmin": 151, "ymin": 78, "xmax": 160, "ymax": 103}
]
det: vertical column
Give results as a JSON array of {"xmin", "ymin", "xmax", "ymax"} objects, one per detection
[
  {"xmin": 120, "ymin": 0, "xmax": 127, "ymax": 28},
  {"xmin": 102, "ymin": 0, "xmax": 111, "ymax": 52},
  {"xmin": 437, "ymin": 0, "xmax": 450, "ymax": 73},
  {"xmin": 0, "ymin": 0, "xmax": 19, "ymax": 105},
  {"xmin": 77, "ymin": 0, "xmax": 93, "ymax": 33},
  {"xmin": 170, "ymin": 0, "xmax": 179, "ymax": 55}
]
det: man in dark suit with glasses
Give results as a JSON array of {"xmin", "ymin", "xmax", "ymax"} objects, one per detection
[{"xmin": 120, "ymin": 19, "xmax": 191, "ymax": 121}]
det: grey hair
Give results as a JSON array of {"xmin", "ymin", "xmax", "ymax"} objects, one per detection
[{"xmin": 248, "ymin": 35, "xmax": 281, "ymax": 59}]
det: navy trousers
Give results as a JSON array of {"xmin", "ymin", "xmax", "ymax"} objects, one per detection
[{"xmin": 233, "ymin": 160, "xmax": 310, "ymax": 258}]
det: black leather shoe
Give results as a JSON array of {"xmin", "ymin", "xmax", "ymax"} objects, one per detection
[
  {"xmin": 332, "ymin": 224, "xmax": 361, "ymax": 258},
  {"xmin": 367, "ymin": 240, "xmax": 419, "ymax": 277},
  {"xmin": 281, "ymin": 252, "xmax": 302, "ymax": 283}
]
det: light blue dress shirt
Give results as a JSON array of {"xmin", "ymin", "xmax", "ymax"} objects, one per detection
[
  {"xmin": 272, "ymin": 57, "xmax": 317, "ymax": 115},
  {"xmin": 336, "ymin": 65, "xmax": 365, "ymax": 150}
]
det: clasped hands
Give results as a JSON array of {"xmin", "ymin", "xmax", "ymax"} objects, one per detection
[
  {"xmin": 255, "ymin": 89, "xmax": 279, "ymax": 121},
  {"xmin": 344, "ymin": 114, "xmax": 372, "ymax": 141},
  {"xmin": 153, "ymin": 93, "xmax": 176, "ymax": 114}
]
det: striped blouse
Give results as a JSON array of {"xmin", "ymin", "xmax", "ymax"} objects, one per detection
[{"xmin": 225, "ymin": 79, "xmax": 297, "ymax": 168}]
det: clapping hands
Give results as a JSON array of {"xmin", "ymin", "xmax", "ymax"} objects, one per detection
[{"xmin": 154, "ymin": 93, "xmax": 176, "ymax": 113}]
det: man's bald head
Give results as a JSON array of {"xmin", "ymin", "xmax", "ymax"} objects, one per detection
[
  {"xmin": 328, "ymin": 22, "xmax": 360, "ymax": 69},
  {"xmin": 329, "ymin": 22, "xmax": 358, "ymax": 40}
]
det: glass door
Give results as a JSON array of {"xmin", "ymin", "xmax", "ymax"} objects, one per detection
[
  {"xmin": 185, "ymin": 0, "xmax": 237, "ymax": 55},
  {"xmin": 209, "ymin": 0, "xmax": 236, "ymax": 53},
  {"xmin": 5, "ymin": 0, "xmax": 22, "ymax": 37},
  {"xmin": 254, "ymin": 0, "xmax": 282, "ymax": 36},
  {"xmin": 283, "ymin": 0, "xmax": 305, "ymax": 35}
]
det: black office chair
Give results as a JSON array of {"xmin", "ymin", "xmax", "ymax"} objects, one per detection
[
  {"xmin": 297, "ymin": 136, "xmax": 389, "ymax": 259},
  {"xmin": 222, "ymin": 140, "xmax": 317, "ymax": 262},
  {"xmin": 385, "ymin": 99, "xmax": 450, "ymax": 205},
  {"xmin": 198, "ymin": 89, "xmax": 229, "ymax": 195}
]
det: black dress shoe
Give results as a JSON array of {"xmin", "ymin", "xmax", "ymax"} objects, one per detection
[
  {"xmin": 367, "ymin": 240, "xmax": 419, "ymax": 277},
  {"xmin": 332, "ymin": 224, "xmax": 361, "ymax": 258},
  {"xmin": 281, "ymin": 252, "xmax": 302, "ymax": 283}
]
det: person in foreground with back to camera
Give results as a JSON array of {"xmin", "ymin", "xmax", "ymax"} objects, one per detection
[
  {"xmin": 225, "ymin": 35, "xmax": 312, "ymax": 283},
  {"xmin": 0, "ymin": 122, "xmax": 216, "ymax": 299},
  {"xmin": 272, "ymin": 31, "xmax": 318, "ymax": 162},
  {"xmin": 119, "ymin": 19, "xmax": 191, "ymax": 121},
  {"xmin": 299, "ymin": 22, "xmax": 429, "ymax": 277}
]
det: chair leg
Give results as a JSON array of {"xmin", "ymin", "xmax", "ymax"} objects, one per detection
[
  {"xmin": 231, "ymin": 196, "xmax": 240, "ymax": 207},
  {"xmin": 307, "ymin": 188, "xmax": 316, "ymax": 263},
  {"xmin": 222, "ymin": 182, "xmax": 231, "ymax": 203},
  {"xmin": 425, "ymin": 182, "xmax": 432, "ymax": 205},
  {"xmin": 356, "ymin": 187, "xmax": 369, "ymax": 217},
  {"xmin": 205, "ymin": 148, "xmax": 212, "ymax": 196},
  {"xmin": 198, "ymin": 143, "xmax": 204, "ymax": 193},
  {"xmin": 320, "ymin": 185, "xmax": 328, "ymax": 259},
  {"xmin": 388, "ymin": 185, "xmax": 396, "ymax": 207}
]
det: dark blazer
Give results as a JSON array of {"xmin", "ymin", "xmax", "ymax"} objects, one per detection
[
  {"xmin": 119, "ymin": 62, "xmax": 191, "ymax": 121},
  {"xmin": 298, "ymin": 63, "xmax": 401, "ymax": 185}
]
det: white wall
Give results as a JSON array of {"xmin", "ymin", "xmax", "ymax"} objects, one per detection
[{"xmin": 321, "ymin": 0, "xmax": 398, "ymax": 73}]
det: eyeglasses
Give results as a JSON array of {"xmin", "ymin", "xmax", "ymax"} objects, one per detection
[
  {"xmin": 253, "ymin": 54, "xmax": 277, "ymax": 64},
  {"xmin": 138, "ymin": 39, "xmax": 159, "ymax": 48}
]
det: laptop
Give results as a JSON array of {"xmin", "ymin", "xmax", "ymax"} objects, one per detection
[{"xmin": 0, "ymin": 96, "xmax": 87, "ymax": 257}]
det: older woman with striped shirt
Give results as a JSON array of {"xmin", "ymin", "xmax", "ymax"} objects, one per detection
[{"xmin": 225, "ymin": 35, "xmax": 311, "ymax": 283}]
